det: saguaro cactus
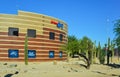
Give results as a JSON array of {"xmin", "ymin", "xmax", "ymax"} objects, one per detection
[
  {"xmin": 107, "ymin": 37, "xmax": 110, "ymax": 64},
  {"xmin": 111, "ymin": 41, "xmax": 115, "ymax": 63},
  {"xmin": 93, "ymin": 41, "xmax": 96, "ymax": 63},
  {"xmin": 24, "ymin": 35, "xmax": 28, "ymax": 65}
]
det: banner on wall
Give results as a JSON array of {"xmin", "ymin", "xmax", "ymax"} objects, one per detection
[
  {"xmin": 8, "ymin": 50, "xmax": 19, "ymax": 58},
  {"xmin": 28, "ymin": 50, "xmax": 36, "ymax": 58},
  {"xmin": 49, "ymin": 51, "xmax": 54, "ymax": 58},
  {"xmin": 51, "ymin": 20, "xmax": 63, "ymax": 29}
]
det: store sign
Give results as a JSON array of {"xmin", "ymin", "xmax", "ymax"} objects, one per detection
[
  {"xmin": 57, "ymin": 22, "xmax": 63, "ymax": 28},
  {"xmin": 51, "ymin": 20, "xmax": 63, "ymax": 29},
  {"xmin": 8, "ymin": 50, "xmax": 19, "ymax": 58},
  {"xmin": 28, "ymin": 50, "xmax": 36, "ymax": 58}
]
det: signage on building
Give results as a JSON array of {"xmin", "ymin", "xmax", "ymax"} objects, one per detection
[
  {"xmin": 28, "ymin": 50, "xmax": 36, "ymax": 58},
  {"xmin": 51, "ymin": 20, "xmax": 63, "ymax": 29},
  {"xmin": 8, "ymin": 50, "xmax": 19, "ymax": 58}
]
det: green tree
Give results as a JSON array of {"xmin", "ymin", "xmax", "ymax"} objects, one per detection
[
  {"xmin": 68, "ymin": 35, "xmax": 79, "ymax": 57},
  {"xmin": 61, "ymin": 35, "xmax": 92, "ymax": 69},
  {"xmin": 113, "ymin": 19, "xmax": 120, "ymax": 61},
  {"xmin": 61, "ymin": 35, "xmax": 79, "ymax": 60},
  {"xmin": 79, "ymin": 36, "xmax": 93, "ymax": 65},
  {"xmin": 24, "ymin": 35, "xmax": 28, "ymax": 65},
  {"xmin": 80, "ymin": 36, "xmax": 89, "ymax": 58}
]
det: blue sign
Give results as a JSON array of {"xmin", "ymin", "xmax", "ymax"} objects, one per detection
[
  {"xmin": 8, "ymin": 50, "xmax": 19, "ymax": 58},
  {"xmin": 28, "ymin": 50, "xmax": 36, "ymax": 58},
  {"xmin": 57, "ymin": 22, "xmax": 63, "ymax": 29},
  {"xmin": 59, "ymin": 51, "xmax": 62, "ymax": 58},
  {"xmin": 49, "ymin": 51, "xmax": 54, "ymax": 58}
]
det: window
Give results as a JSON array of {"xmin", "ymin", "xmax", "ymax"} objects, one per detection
[
  {"xmin": 28, "ymin": 50, "xmax": 36, "ymax": 58},
  {"xmin": 49, "ymin": 51, "xmax": 54, "ymax": 58},
  {"xmin": 27, "ymin": 29, "xmax": 36, "ymax": 38},
  {"xmin": 59, "ymin": 34, "xmax": 63, "ymax": 41},
  {"xmin": 49, "ymin": 32, "xmax": 55, "ymax": 40},
  {"xmin": 59, "ymin": 51, "xmax": 63, "ymax": 58},
  {"xmin": 8, "ymin": 49, "xmax": 19, "ymax": 58},
  {"xmin": 8, "ymin": 27, "xmax": 19, "ymax": 36}
]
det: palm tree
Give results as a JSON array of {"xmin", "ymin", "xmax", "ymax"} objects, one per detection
[{"xmin": 113, "ymin": 19, "xmax": 120, "ymax": 61}]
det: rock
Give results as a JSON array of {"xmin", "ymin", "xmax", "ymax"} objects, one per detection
[
  {"xmin": 24, "ymin": 70, "xmax": 28, "ymax": 73},
  {"xmin": 63, "ymin": 66, "xmax": 65, "ymax": 68},
  {"xmin": 9, "ymin": 64, "xmax": 17, "ymax": 68},
  {"xmin": 68, "ymin": 70, "xmax": 71, "ymax": 72},
  {"xmin": 74, "ymin": 70, "xmax": 78, "ymax": 72},
  {"xmin": 70, "ymin": 68, "xmax": 73, "ymax": 70},
  {"xmin": 32, "ymin": 68, "xmax": 36, "ymax": 69},
  {"xmin": 14, "ymin": 71, "xmax": 19, "ymax": 74},
  {"xmin": 3, "ymin": 63, "xmax": 7, "ymax": 65},
  {"xmin": 4, "ymin": 74, "xmax": 14, "ymax": 77}
]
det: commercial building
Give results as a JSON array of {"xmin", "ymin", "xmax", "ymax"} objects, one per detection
[{"xmin": 0, "ymin": 11, "xmax": 68, "ymax": 62}]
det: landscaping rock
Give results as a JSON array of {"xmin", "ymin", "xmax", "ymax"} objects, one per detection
[
  {"xmin": 3, "ymin": 63, "xmax": 7, "ymax": 65},
  {"xmin": 9, "ymin": 64, "xmax": 17, "ymax": 68},
  {"xmin": 14, "ymin": 71, "xmax": 19, "ymax": 74},
  {"xmin": 74, "ymin": 70, "xmax": 78, "ymax": 72},
  {"xmin": 4, "ymin": 74, "xmax": 13, "ymax": 77},
  {"xmin": 68, "ymin": 70, "xmax": 71, "ymax": 72},
  {"xmin": 24, "ymin": 70, "xmax": 28, "ymax": 73}
]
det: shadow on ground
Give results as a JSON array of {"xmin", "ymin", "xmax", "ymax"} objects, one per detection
[
  {"xmin": 92, "ymin": 71, "xmax": 120, "ymax": 77},
  {"xmin": 105, "ymin": 64, "xmax": 120, "ymax": 68},
  {"xmin": 79, "ymin": 64, "xmax": 87, "ymax": 69}
]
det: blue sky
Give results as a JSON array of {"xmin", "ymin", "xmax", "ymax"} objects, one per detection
[{"xmin": 0, "ymin": 0, "xmax": 120, "ymax": 47}]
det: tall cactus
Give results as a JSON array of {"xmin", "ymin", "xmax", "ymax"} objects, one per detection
[
  {"xmin": 93, "ymin": 41, "xmax": 96, "ymax": 63},
  {"xmin": 97, "ymin": 42, "xmax": 101, "ymax": 58},
  {"xmin": 107, "ymin": 37, "xmax": 110, "ymax": 64},
  {"xmin": 24, "ymin": 35, "xmax": 28, "ymax": 65},
  {"xmin": 111, "ymin": 41, "xmax": 115, "ymax": 63}
]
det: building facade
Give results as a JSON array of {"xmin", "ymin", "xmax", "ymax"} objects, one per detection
[{"xmin": 0, "ymin": 11, "xmax": 68, "ymax": 62}]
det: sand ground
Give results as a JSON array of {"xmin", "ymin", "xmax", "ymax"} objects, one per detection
[{"xmin": 0, "ymin": 57, "xmax": 120, "ymax": 77}]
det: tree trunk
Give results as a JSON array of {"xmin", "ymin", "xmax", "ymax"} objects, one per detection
[
  {"xmin": 111, "ymin": 49, "xmax": 114, "ymax": 63},
  {"xmin": 107, "ymin": 50, "xmax": 110, "ymax": 64},
  {"xmin": 78, "ymin": 53, "xmax": 90, "ymax": 69}
]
